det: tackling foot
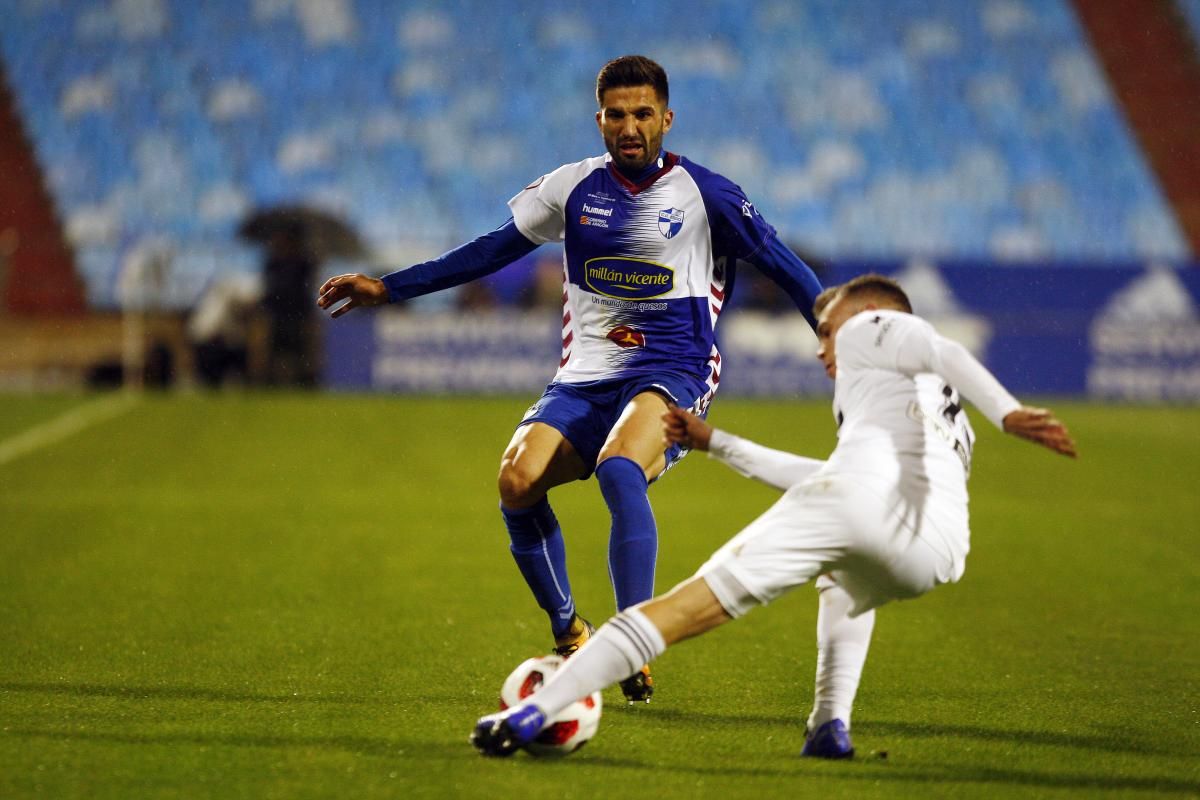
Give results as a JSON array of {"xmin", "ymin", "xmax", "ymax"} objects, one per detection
[
  {"xmin": 801, "ymin": 718, "xmax": 854, "ymax": 759},
  {"xmin": 470, "ymin": 705, "xmax": 547, "ymax": 757}
]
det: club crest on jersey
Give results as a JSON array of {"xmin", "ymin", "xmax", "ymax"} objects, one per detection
[
  {"xmin": 658, "ymin": 208, "xmax": 684, "ymax": 239},
  {"xmin": 606, "ymin": 325, "xmax": 646, "ymax": 348},
  {"xmin": 584, "ymin": 256, "xmax": 674, "ymax": 300}
]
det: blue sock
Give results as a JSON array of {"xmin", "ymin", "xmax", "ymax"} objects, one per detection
[
  {"xmin": 501, "ymin": 498, "xmax": 576, "ymax": 637},
  {"xmin": 595, "ymin": 456, "xmax": 657, "ymax": 610}
]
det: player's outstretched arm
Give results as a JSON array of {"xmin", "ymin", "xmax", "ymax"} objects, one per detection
[
  {"xmin": 663, "ymin": 406, "xmax": 824, "ymax": 491},
  {"xmin": 1002, "ymin": 406, "xmax": 1077, "ymax": 458},
  {"xmin": 317, "ymin": 273, "xmax": 389, "ymax": 318}
]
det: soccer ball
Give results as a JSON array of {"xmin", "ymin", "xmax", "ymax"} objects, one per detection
[{"xmin": 498, "ymin": 654, "xmax": 602, "ymax": 756}]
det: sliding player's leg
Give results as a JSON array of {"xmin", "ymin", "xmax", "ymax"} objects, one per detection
[
  {"xmin": 802, "ymin": 574, "xmax": 875, "ymax": 759},
  {"xmin": 471, "ymin": 576, "xmax": 732, "ymax": 756},
  {"xmin": 796, "ymin": 495, "xmax": 957, "ymax": 759},
  {"xmin": 472, "ymin": 481, "xmax": 844, "ymax": 756},
  {"xmin": 498, "ymin": 420, "xmax": 589, "ymax": 647}
]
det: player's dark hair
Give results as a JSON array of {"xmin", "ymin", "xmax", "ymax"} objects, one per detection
[
  {"xmin": 815, "ymin": 273, "xmax": 913, "ymax": 316},
  {"xmin": 596, "ymin": 55, "xmax": 669, "ymax": 106}
]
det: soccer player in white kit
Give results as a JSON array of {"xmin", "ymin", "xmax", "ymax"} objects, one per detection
[{"xmin": 471, "ymin": 273, "xmax": 1077, "ymax": 758}]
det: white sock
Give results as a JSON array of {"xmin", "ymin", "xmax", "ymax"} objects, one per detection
[
  {"xmin": 529, "ymin": 607, "xmax": 666, "ymax": 718},
  {"xmin": 807, "ymin": 582, "xmax": 874, "ymax": 731}
]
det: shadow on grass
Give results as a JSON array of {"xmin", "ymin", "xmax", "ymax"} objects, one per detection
[
  {"xmin": 607, "ymin": 708, "xmax": 1198, "ymax": 795},
  {"xmin": 0, "ymin": 681, "xmax": 370, "ymax": 705},
  {"xmin": 644, "ymin": 707, "xmax": 1177, "ymax": 757},
  {"xmin": 656, "ymin": 760, "xmax": 1200, "ymax": 796},
  {"xmin": 863, "ymin": 719, "xmax": 1176, "ymax": 757},
  {"xmin": 2, "ymin": 727, "xmax": 461, "ymax": 762}
]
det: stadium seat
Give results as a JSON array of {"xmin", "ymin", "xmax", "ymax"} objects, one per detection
[{"xmin": 0, "ymin": 0, "xmax": 1190, "ymax": 309}]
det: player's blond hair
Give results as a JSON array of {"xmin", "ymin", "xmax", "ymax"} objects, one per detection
[{"xmin": 813, "ymin": 273, "xmax": 913, "ymax": 317}]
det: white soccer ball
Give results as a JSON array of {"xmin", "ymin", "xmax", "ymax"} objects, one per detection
[{"xmin": 498, "ymin": 654, "xmax": 602, "ymax": 756}]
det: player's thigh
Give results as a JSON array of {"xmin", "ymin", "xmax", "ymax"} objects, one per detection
[
  {"xmin": 695, "ymin": 477, "xmax": 869, "ymax": 616},
  {"xmin": 498, "ymin": 421, "xmax": 588, "ymax": 506},
  {"xmin": 596, "ymin": 391, "xmax": 671, "ymax": 478}
]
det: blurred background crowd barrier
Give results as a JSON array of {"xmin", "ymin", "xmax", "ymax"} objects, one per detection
[{"xmin": 0, "ymin": 0, "xmax": 1197, "ymax": 397}]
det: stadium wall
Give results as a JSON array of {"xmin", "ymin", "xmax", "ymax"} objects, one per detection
[{"xmin": 323, "ymin": 261, "xmax": 1200, "ymax": 403}]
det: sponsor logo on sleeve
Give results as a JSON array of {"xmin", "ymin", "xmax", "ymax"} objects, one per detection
[{"xmin": 584, "ymin": 257, "xmax": 674, "ymax": 300}]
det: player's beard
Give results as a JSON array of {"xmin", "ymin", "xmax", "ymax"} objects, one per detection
[{"xmin": 607, "ymin": 130, "xmax": 660, "ymax": 173}]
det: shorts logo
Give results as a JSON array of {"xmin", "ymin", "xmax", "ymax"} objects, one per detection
[
  {"xmin": 606, "ymin": 325, "xmax": 646, "ymax": 348},
  {"xmin": 658, "ymin": 208, "xmax": 684, "ymax": 239},
  {"xmin": 584, "ymin": 257, "xmax": 674, "ymax": 300}
]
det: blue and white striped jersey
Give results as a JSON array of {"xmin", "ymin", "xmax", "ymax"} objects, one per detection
[
  {"xmin": 381, "ymin": 150, "xmax": 822, "ymax": 406},
  {"xmin": 510, "ymin": 151, "xmax": 817, "ymax": 405}
]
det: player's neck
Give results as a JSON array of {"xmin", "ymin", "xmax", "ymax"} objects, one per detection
[{"xmin": 614, "ymin": 150, "xmax": 666, "ymax": 182}]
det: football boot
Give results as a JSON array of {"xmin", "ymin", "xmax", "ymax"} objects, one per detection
[
  {"xmin": 470, "ymin": 705, "xmax": 546, "ymax": 757},
  {"xmin": 801, "ymin": 718, "xmax": 855, "ymax": 759},
  {"xmin": 553, "ymin": 614, "xmax": 595, "ymax": 659},
  {"xmin": 618, "ymin": 664, "xmax": 654, "ymax": 704}
]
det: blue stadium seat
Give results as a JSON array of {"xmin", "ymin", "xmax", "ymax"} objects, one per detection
[{"xmin": 0, "ymin": 0, "xmax": 1191, "ymax": 309}]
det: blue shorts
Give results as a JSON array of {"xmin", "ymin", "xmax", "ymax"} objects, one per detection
[{"xmin": 518, "ymin": 372, "xmax": 710, "ymax": 479}]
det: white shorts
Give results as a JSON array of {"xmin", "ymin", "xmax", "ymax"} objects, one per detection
[{"xmin": 697, "ymin": 471, "xmax": 966, "ymax": 618}]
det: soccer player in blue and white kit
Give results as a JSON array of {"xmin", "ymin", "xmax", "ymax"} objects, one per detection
[
  {"xmin": 317, "ymin": 56, "xmax": 823, "ymax": 702},
  {"xmin": 471, "ymin": 274, "xmax": 1077, "ymax": 758}
]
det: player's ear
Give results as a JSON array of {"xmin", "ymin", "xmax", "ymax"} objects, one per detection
[
  {"xmin": 662, "ymin": 108, "xmax": 674, "ymax": 134},
  {"xmin": 595, "ymin": 109, "xmax": 603, "ymax": 130}
]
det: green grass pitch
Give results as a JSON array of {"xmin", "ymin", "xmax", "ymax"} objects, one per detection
[{"xmin": 1, "ymin": 393, "xmax": 1197, "ymax": 798}]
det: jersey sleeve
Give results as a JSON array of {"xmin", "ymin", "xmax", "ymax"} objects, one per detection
[
  {"xmin": 379, "ymin": 219, "xmax": 537, "ymax": 303},
  {"xmin": 743, "ymin": 236, "xmax": 824, "ymax": 329},
  {"xmin": 507, "ymin": 165, "xmax": 576, "ymax": 244},
  {"xmin": 707, "ymin": 428, "xmax": 825, "ymax": 491},
  {"xmin": 697, "ymin": 173, "xmax": 776, "ymax": 261},
  {"xmin": 690, "ymin": 166, "xmax": 823, "ymax": 326},
  {"xmin": 838, "ymin": 311, "xmax": 1022, "ymax": 429}
]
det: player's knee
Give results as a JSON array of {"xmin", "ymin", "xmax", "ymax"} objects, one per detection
[
  {"xmin": 497, "ymin": 460, "xmax": 540, "ymax": 508},
  {"xmin": 597, "ymin": 449, "xmax": 661, "ymax": 482}
]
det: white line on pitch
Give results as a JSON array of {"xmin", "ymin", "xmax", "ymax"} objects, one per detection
[{"xmin": 0, "ymin": 392, "xmax": 141, "ymax": 468}]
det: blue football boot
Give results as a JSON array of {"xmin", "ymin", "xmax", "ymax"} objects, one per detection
[
  {"xmin": 470, "ymin": 705, "xmax": 546, "ymax": 757},
  {"xmin": 801, "ymin": 719, "xmax": 855, "ymax": 759}
]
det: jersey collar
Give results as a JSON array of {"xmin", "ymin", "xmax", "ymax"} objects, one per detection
[{"xmin": 606, "ymin": 150, "xmax": 679, "ymax": 195}]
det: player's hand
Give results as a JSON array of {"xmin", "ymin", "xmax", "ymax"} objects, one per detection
[
  {"xmin": 317, "ymin": 273, "xmax": 389, "ymax": 318},
  {"xmin": 663, "ymin": 405, "xmax": 713, "ymax": 451},
  {"xmin": 1002, "ymin": 406, "xmax": 1077, "ymax": 458}
]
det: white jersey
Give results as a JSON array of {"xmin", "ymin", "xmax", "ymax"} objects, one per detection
[
  {"xmin": 708, "ymin": 309, "xmax": 1020, "ymax": 586},
  {"xmin": 832, "ymin": 310, "xmax": 1019, "ymax": 566}
]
